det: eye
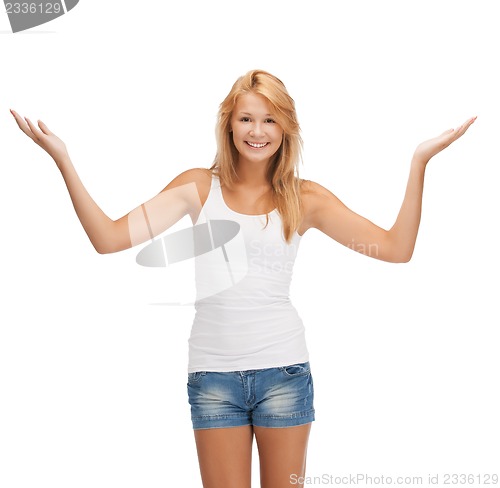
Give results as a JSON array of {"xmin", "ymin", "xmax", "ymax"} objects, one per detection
[
  {"xmin": 265, "ymin": 118, "xmax": 276, "ymax": 123},
  {"xmin": 240, "ymin": 117, "xmax": 251, "ymax": 122}
]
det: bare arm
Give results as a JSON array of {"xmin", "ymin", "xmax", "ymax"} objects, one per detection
[
  {"xmin": 301, "ymin": 116, "xmax": 477, "ymax": 263},
  {"xmin": 10, "ymin": 110, "xmax": 209, "ymax": 254}
]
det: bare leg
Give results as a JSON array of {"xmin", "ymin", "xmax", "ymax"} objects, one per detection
[
  {"xmin": 254, "ymin": 423, "xmax": 312, "ymax": 488},
  {"xmin": 193, "ymin": 425, "xmax": 254, "ymax": 488}
]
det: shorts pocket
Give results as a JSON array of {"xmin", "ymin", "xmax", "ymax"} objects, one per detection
[
  {"xmin": 280, "ymin": 362, "xmax": 311, "ymax": 377},
  {"xmin": 187, "ymin": 371, "xmax": 206, "ymax": 384}
]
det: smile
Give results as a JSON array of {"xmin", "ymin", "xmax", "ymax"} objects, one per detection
[{"xmin": 245, "ymin": 141, "xmax": 269, "ymax": 148}]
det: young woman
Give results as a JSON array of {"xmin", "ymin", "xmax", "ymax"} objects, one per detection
[{"xmin": 10, "ymin": 70, "xmax": 476, "ymax": 488}]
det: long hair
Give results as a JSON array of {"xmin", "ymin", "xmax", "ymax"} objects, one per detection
[{"xmin": 210, "ymin": 70, "xmax": 303, "ymax": 243}]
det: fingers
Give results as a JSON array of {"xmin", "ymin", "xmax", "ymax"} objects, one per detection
[
  {"xmin": 10, "ymin": 109, "xmax": 37, "ymax": 141},
  {"xmin": 455, "ymin": 116, "xmax": 477, "ymax": 133},
  {"xmin": 24, "ymin": 116, "xmax": 44, "ymax": 143},
  {"xmin": 439, "ymin": 116, "xmax": 476, "ymax": 145},
  {"xmin": 10, "ymin": 109, "xmax": 53, "ymax": 142},
  {"xmin": 38, "ymin": 120, "xmax": 53, "ymax": 136},
  {"xmin": 452, "ymin": 116, "xmax": 477, "ymax": 140}
]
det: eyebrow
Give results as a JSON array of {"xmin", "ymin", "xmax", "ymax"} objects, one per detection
[{"xmin": 238, "ymin": 112, "xmax": 274, "ymax": 117}]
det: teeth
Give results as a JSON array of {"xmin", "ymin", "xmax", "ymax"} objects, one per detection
[{"xmin": 247, "ymin": 142, "xmax": 267, "ymax": 148}]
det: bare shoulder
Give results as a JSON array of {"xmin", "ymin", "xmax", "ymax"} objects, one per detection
[
  {"xmin": 162, "ymin": 167, "xmax": 213, "ymax": 205},
  {"xmin": 165, "ymin": 167, "xmax": 212, "ymax": 187},
  {"xmin": 298, "ymin": 179, "xmax": 341, "ymax": 233},
  {"xmin": 299, "ymin": 178, "xmax": 336, "ymax": 203}
]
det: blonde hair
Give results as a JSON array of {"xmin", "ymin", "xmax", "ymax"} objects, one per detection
[{"xmin": 210, "ymin": 69, "xmax": 303, "ymax": 243}]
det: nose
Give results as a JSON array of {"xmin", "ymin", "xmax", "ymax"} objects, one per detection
[{"xmin": 249, "ymin": 122, "xmax": 265, "ymax": 138}]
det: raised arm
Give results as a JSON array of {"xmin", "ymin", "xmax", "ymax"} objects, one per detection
[
  {"xmin": 10, "ymin": 110, "xmax": 210, "ymax": 254},
  {"xmin": 300, "ymin": 116, "xmax": 477, "ymax": 263}
]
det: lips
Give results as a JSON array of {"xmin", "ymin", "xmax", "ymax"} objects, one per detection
[{"xmin": 245, "ymin": 141, "xmax": 269, "ymax": 148}]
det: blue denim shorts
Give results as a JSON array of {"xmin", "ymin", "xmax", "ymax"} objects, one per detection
[{"xmin": 187, "ymin": 361, "xmax": 315, "ymax": 429}]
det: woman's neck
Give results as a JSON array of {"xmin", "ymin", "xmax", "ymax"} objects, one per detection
[{"xmin": 234, "ymin": 159, "xmax": 271, "ymax": 188}]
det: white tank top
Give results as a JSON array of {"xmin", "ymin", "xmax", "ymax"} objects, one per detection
[{"xmin": 187, "ymin": 174, "xmax": 309, "ymax": 372}]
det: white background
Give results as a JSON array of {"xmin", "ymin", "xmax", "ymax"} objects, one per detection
[{"xmin": 1, "ymin": 1, "xmax": 499, "ymax": 487}]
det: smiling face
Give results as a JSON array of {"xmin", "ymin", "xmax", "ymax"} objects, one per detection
[{"xmin": 230, "ymin": 92, "xmax": 284, "ymax": 168}]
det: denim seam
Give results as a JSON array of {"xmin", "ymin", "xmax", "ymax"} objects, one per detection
[
  {"xmin": 252, "ymin": 409, "xmax": 315, "ymax": 420},
  {"xmin": 191, "ymin": 413, "xmax": 251, "ymax": 420}
]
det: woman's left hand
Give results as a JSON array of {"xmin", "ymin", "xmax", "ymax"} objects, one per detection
[
  {"xmin": 10, "ymin": 109, "xmax": 70, "ymax": 170},
  {"xmin": 413, "ymin": 116, "xmax": 477, "ymax": 165}
]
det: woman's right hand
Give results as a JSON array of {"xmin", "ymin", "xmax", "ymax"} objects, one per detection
[
  {"xmin": 411, "ymin": 116, "xmax": 477, "ymax": 166},
  {"xmin": 10, "ymin": 109, "xmax": 70, "ymax": 169}
]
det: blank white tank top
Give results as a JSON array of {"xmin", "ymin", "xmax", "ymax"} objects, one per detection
[{"xmin": 187, "ymin": 174, "xmax": 309, "ymax": 372}]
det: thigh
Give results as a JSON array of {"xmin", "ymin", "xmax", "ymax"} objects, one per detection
[
  {"xmin": 254, "ymin": 423, "xmax": 312, "ymax": 488},
  {"xmin": 193, "ymin": 426, "xmax": 254, "ymax": 488}
]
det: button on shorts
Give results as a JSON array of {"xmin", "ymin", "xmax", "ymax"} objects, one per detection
[{"xmin": 187, "ymin": 362, "xmax": 315, "ymax": 429}]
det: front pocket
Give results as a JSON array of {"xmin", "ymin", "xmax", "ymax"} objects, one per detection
[
  {"xmin": 281, "ymin": 362, "xmax": 310, "ymax": 377},
  {"xmin": 187, "ymin": 371, "xmax": 206, "ymax": 384}
]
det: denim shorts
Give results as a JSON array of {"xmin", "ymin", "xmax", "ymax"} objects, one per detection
[{"xmin": 187, "ymin": 361, "xmax": 315, "ymax": 429}]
